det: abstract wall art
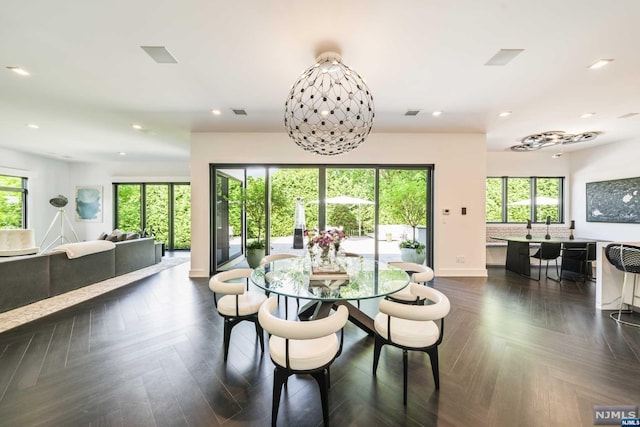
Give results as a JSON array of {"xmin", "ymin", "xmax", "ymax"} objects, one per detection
[
  {"xmin": 75, "ymin": 186, "xmax": 103, "ymax": 222},
  {"xmin": 586, "ymin": 177, "xmax": 640, "ymax": 223}
]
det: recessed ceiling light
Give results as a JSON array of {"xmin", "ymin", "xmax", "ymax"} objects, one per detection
[
  {"xmin": 498, "ymin": 111, "xmax": 512, "ymax": 117},
  {"xmin": 132, "ymin": 124, "xmax": 142, "ymax": 130},
  {"xmin": 211, "ymin": 109, "xmax": 221, "ymax": 116},
  {"xmin": 6, "ymin": 66, "xmax": 30, "ymax": 76},
  {"xmin": 432, "ymin": 111, "xmax": 442, "ymax": 117},
  {"xmin": 119, "ymin": 152, "xmax": 126, "ymax": 156},
  {"xmin": 580, "ymin": 113, "xmax": 595, "ymax": 118},
  {"xmin": 587, "ymin": 59, "xmax": 614, "ymax": 69},
  {"xmin": 26, "ymin": 123, "xmax": 39, "ymax": 129}
]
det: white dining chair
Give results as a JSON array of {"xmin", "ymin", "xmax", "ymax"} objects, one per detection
[
  {"xmin": 259, "ymin": 297, "xmax": 349, "ymax": 427},
  {"xmin": 209, "ymin": 268, "xmax": 267, "ymax": 362},
  {"xmin": 386, "ymin": 261, "xmax": 434, "ymax": 304},
  {"xmin": 373, "ymin": 283, "xmax": 450, "ymax": 405}
]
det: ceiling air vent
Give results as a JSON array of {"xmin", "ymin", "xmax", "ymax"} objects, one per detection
[
  {"xmin": 232, "ymin": 109, "xmax": 247, "ymax": 116},
  {"xmin": 404, "ymin": 110, "xmax": 421, "ymax": 116},
  {"xmin": 140, "ymin": 46, "xmax": 178, "ymax": 64},
  {"xmin": 485, "ymin": 49, "xmax": 524, "ymax": 66}
]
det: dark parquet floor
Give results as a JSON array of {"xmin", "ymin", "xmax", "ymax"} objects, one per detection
[{"xmin": 1, "ymin": 260, "xmax": 639, "ymax": 427}]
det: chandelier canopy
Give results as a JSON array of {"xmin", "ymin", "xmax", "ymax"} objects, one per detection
[
  {"xmin": 510, "ymin": 130, "xmax": 599, "ymax": 152},
  {"xmin": 284, "ymin": 52, "xmax": 375, "ymax": 156}
]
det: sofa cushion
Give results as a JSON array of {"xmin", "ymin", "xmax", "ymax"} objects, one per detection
[{"xmin": 125, "ymin": 232, "xmax": 139, "ymax": 240}]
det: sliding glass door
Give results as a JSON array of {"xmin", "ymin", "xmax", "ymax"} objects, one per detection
[{"xmin": 211, "ymin": 165, "xmax": 432, "ymax": 273}]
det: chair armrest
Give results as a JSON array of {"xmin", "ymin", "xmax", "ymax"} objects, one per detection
[{"xmin": 259, "ymin": 297, "xmax": 348, "ymax": 339}]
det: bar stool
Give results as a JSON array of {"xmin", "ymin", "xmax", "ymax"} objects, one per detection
[{"xmin": 604, "ymin": 243, "xmax": 640, "ymax": 328}]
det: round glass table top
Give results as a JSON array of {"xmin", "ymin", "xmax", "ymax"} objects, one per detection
[{"xmin": 250, "ymin": 256, "xmax": 410, "ymax": 301}]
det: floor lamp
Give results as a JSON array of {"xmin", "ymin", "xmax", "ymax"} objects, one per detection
[{"xmin": 40, "ymin": 195, "xmax": 78, "ymax": 252}]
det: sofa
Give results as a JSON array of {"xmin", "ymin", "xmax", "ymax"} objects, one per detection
[{"xmin": 0, "ymin": 237, "xmax": 158, "ymax": 313}]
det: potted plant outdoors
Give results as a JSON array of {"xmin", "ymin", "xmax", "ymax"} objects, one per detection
[
  {"xmin": 388, "ymin": 178, "xmax": 427, "ymax": 264},
  {"xmin": 234, "ymin": 177, "xmax": 286, "ymax": 268}
]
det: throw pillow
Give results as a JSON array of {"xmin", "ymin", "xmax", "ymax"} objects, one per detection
[
  {"xmin": 125, "ymin": 232, "xmax": 139, "ymax": 240},
  {"xmin": 97, "ymin": 232, "xmax": 108, "ymax": 240},
  {"xmin": 106, "ymin": 229, "xmax": 123, "ymax": 242}
]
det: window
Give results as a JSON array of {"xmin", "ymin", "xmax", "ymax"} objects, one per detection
[
  {"xmin": 486, "ymin": 177, "xmax": 564, "ymax": 223},
  {"xmin": 114, "ymin": 183, "xmax": 191, "ymax": 250},
  {"xmin": 0, "ymin": 174, "xmax": 27, "ymax": 228}
]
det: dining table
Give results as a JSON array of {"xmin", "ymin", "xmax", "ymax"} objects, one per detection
[
  {"xmin": 491, "ymin": 236, "xmax": 598, "ymax": 278},
  {"xmin": 250, "ymin": 255, "xmax": 410, "ymax": 335}
]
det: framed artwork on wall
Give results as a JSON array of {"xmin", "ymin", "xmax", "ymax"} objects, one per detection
[
  {"xmin": 586, "ymin": 177, "xmax": 640, "ymax": 223},
  {"xmin": 75, "ymin": 185, "xmax": 103, "ymax": 222}
]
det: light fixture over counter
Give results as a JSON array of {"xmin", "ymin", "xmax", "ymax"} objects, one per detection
[
  {"xmin": 284, "ymin": 51, "xmax": 375, "ymax": 156},
  {"xmin": 510, "ymin": 130, "xmax": 599, "ymax": 152}
]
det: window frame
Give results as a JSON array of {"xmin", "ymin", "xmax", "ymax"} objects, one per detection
[
  {"xmin": 113, "ymin": 182, "xmax": 190, "ymax": 250},
  {"xmin": 486, "ymin": 176, "xmax": 565, "ymax": 224},
  {"xmin": 0, "ymin": 174, "xmax": 28, "ymax": 228}
]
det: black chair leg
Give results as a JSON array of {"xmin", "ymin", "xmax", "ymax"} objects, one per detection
[
  {"xmin": 402, "ymin": 349, "xmax": 408, "ymax": 406},
  {"xmin": 372, "ymin": 336, "xmax": 383, "ymax": 375},
  {"xmin": 254, "ymin": 320, "xmax": 264, "ymax": 353},
  {"xmin": 223, "ymin": 319, "xmax": 232, "ymax": 362},
  {"xmin": 428, "ymin": 348, "xmax": 440, "ymax": 389},
  {"xmin": 284, "ymin": 297, "xmax": 288, "ymax": 320},
  {"xmin": 311, "ymin": 369, "xmax": 330, "ymax": 427},
  {"xmin": 272, "ymin": 368, "xmax": 289, "ymax": 427}
]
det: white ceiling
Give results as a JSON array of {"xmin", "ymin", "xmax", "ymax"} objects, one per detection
[{"xmin": 2, "ymin": 0, "xmax": 640, "ymax": 163}]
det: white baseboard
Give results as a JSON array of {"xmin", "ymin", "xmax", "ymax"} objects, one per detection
[{"xmin": 436, "ymin": 268, "xmax": 488, "ymax": 277}]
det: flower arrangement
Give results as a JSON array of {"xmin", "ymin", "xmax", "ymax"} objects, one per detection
[{"xmin": 305, "ymin": 228, "xmax": 347, "ymax": 251}]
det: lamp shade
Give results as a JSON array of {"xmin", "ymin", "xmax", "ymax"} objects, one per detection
[
  {"xmin": 569, "ymin": 220, "xmax": 575, "ymax": 230},
  {"xmin": 546, "ymin": 216, "xmax": 551, "ymax": 225},
  {"xmin": 284, "ymin": 52, "xmax": 375, "ymax": 156}
]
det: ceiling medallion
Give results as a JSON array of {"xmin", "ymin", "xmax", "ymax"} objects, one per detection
[
  {"xmin": 510, "ymin": 130, "xmax": 599, "ymax": 152},
  {"xmin": 284, "ymin": 51, "xmax": 375, "ymax": 156}
]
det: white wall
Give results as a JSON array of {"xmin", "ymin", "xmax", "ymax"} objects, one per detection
[
  {"xmin": 190, "ymin": 132, "xmax": 488, "ymax": 278},
  {"xmin": 486, "ymin": 141, "xmax": 640, "ymax": 245},
  {"xmin": 1, "ymin": 147, "xmax": 189, "ymax": 246},
  {"xmin": 569, "ymin": 139, "xmax": 640, "ymax": 242},
  {"xmin": 67, "ymin": 161, "xmax": 189, "ymax": 241},
  {"xmin": 0, "ymin": 148, "xmax": 71, "ymax": 247}
]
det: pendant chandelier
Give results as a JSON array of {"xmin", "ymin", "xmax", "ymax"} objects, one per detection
[{"xmin": 284, "ymin": 52, "xmax": 375, "ymax": 156}]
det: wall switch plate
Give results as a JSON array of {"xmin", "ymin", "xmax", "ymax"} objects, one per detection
[{"xmin": 461, "ymin": 207, "xmax": 467, "ymax": 215}]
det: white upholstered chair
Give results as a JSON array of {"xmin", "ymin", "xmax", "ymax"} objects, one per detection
[
  {"xmin": 373, "ymin": 283, "xmax": 450, "ymax": 405},
  {"xmin": 386, "ymin": 261, "xmax": 434, "ymax": 304},
  {"xmin": 0, "ymin": 229, "xmax": 39, "ymax": 256},
  {"xmin": 259, "ymin": 297, "xmax": 349, "ymax": 427},
  {"xmin": 259, "ymin": 253, "xmax": 299, "ymax": 319},
  {"xmin": 209, "ymin": 268, "xmax": 267, "ymax": 362}
]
